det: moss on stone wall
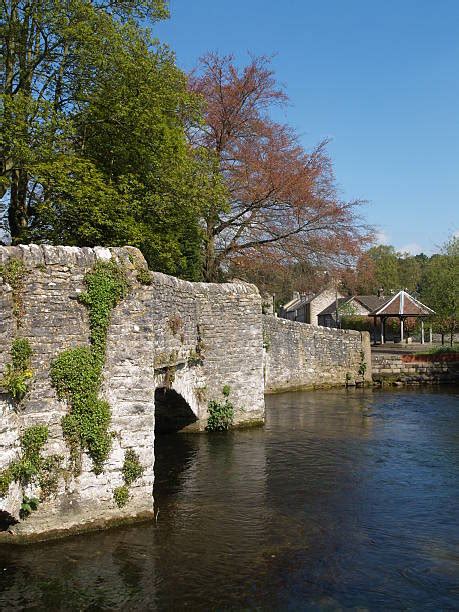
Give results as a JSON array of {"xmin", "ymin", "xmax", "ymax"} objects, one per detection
[
  {"xmin": 2, "ymin": 338, "xmax": 33, "ymax": 403},
  {"xmin": 113, "ymin": 449, "xmax": 144, "ymax": 507},
  {"xmin": 0, "ymin": 425, "xmax": 63, "ymax": 515},
  {"xmin": 50, "ymin": 260, "xmax": 128, "ymax": 475}
]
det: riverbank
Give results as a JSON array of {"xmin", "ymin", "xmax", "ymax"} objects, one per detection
[{"xmin": 371, "ymin": 346, "xmax": 459, "ymax": 386}]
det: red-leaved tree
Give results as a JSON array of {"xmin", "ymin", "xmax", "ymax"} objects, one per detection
[{"xmin": 189, "ymin": 53, "xmax": 373, "ymax": 281}]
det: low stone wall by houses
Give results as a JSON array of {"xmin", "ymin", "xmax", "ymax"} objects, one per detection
[
  {"xmin": 263, "ymin": 316, "xmax": 372, "ymax": 393},
  {"xmin": 372, "ymin": 352, "xmax": 459, "ymax": 385},
  {"xmin": 0, "ymin": 245, "xmax": 264, "ymax": 542}
]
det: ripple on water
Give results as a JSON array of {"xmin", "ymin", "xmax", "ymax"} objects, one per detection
[{"xmin": 0, "ymin": 386, "xmax": 458, "ymax": 610}]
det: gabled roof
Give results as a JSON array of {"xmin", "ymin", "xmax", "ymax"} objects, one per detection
[
  {"xmin": 283, "ymin": 287, "xmax": 344, "ymax": 313},
  {"xmin": 369, "ymin": 290, "xmax": 435, "ymax": 317},
  {"xmin": 318, "ymin": 295, "xmax": 387, "ymax": 317},
  {"xmin": 353, "ymin": 295, "xmax": 389, "ymax": 312},
  {"xmin": 318, "ymin": 297, "xmax": 351, "ymax": 316},
  {"xmin": 282, "ymin": 292, "xmax": 315, "ymax": 312}
]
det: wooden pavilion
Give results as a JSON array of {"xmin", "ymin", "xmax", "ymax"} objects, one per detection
[{"xmin": 369, "ymin": 290, "xmax": 435, "ymax": 344}]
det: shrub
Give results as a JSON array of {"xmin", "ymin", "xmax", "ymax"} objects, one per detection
[
  {"xmin": 0, "ymin": 470, "xmax": 13, "ymax": 498},
  {"xmin": 38, "ymin": 454, "xmax": 64, "ymax": 500},
  {"xmin": 20, "ymin": 496, "xmax": 39, "ymax": 519},
  {"xmin": 358, "ymin": 351, "xmax": 367, "ymax": 379},
  {"xmin": 425, "ymin": 345, "xmax": 459, "ymax": 355},
  {"xmin": 136, "ymin": 267, "xmax": 152, "ymax": 285},
  {"xmin": 113, "ymin": 449, "xmax": 144, "ymax": 507},
  {"xmin": 113, "ymin": 485, "xmax": 129, "ymax": 508},
  {"xmin": 78, "ymin": 260, "xmax": 128, "ymax": 359},
  {"xmin": 3, "ymin": 364, "xmax": 33, "ymax": 401},
  {"xmin": 206, "ymin": 387, "xmax": 234, "ymax": 432}
]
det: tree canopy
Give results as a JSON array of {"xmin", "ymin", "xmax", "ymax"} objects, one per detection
[
  {"xmin": 2, "ymin": 5, "xmax": 374, "ymax": 283},
  {"xmin": 189, "ymin": 53, "xmax": 373, "ymax": 281},
  {"xmin": 1, "ymin": 0, "xmax": 224, "ymax": 279},
  {"xmin": 419, "ymin": 237, "xmax": 459, "ymax": 344}
]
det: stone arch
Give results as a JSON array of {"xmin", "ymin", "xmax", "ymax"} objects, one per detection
[
  {"xmin": 0, "ymin": 510, "xmax": 18, "ymax": 531},
  {"xmin": 153, "ymin": 359, "xmax": 207, "ymax": 433},
  {"xmin": 154, "ymin": 387, "xmax": 198, "ymax": 434}
]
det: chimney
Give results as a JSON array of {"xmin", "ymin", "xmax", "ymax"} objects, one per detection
[
  {"xmin": 377, "ymin": 287, "xmax": 384, "ymax": 298},
  {"xmin": 293, "ymin": 291, "xmax": 300, "ymax": 301}
]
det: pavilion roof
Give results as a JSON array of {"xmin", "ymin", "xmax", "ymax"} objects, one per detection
[{"xmin": 369, "ymin": 290, "xmax": 435, "ymax": 317}]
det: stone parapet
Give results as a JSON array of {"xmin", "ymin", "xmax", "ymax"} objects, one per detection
[{"xmin": 263, "ymin": 316, "xmax": 372, "ymax": 393}]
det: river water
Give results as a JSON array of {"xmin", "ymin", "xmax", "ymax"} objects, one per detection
[{"xmin": 0, "ymin": 387, "xmax": 458, "ymax": 610}]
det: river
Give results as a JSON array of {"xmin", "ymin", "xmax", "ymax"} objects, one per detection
[{"xmin": 0, "ymin": 387, "xmax": 458, "ymax": 610}]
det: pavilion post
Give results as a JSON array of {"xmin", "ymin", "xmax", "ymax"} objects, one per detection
[
  {"xmin": 429, "ymin": 326, "xmax": 433, "ymax": 343},
  {"xmin": 421, "ymin": 319, "xmax": 425, "ymax": 344},
  {"xmin": 381, "ymin": 317, "xmax": 385, "ymax": 344},
  {"xmin": 400, "ymin": 317, "xmax": 404, "ymax": 343}
]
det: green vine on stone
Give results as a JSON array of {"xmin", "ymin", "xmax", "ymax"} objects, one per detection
[
  {"xmin": 2, "ymin": 338, "xmax": 33, "ymax": 403},
  {"xmin": 122, "ymin": 449, "xmax": 144, "ymax": 486},
  {"xmin": 113, "ymin": 485, "xmax": 129, "ymax": 507},
  {"xmin": 0, "ymin": 425, "xmax": 63, "ymax": 512},
  {"xmin": 50, "ymin": 260, "xmax": 128, "ymax": 475},
  {"xmin": 358, "ymin": 351, "xmax": 367, "ymax": 381},
  {"xmin": 188, "ymin": 326, "xmax": 205, "ymax": 366},
  {"xmin": 78, "ymin": 260, "xmax": 128, "ymax": 362},
  {"xmin": 114, "ymin": 449, "xmax": 144, "ymax": 507},
  {"xmin": 136, "ymin": 267, "xmax": 152, "ymax": 285},
  {"xmin": 0, "ymin": 258, "xmax": 27, "ymax": 325}
]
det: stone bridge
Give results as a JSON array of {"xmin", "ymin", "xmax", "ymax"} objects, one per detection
[
  {"xmin": 0, "ymin": 245, "xmax": 371, "ymax": 542},
  {"xmin": 0, "ymin": 245, "xmax": 264, "ymax": 541}
]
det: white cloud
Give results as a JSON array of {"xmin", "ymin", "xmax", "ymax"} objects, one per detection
[
  {"xmin": 375, "ymin": 230, "xmax": 390, "ymax": 245},
  {"xmin": 399, "ymin": 243, "xmax": 422, "ymax": 256}
]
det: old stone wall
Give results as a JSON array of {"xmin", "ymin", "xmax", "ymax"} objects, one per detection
[
  {"xmin": 263, "ymin": 316, "xmax": 372, "ymax": 393},
  {"xmin": 0, "ymin": 245, "xmax": 264, "ymax": 542},
  {"xmin": 372, "ymin": 352, "xmax": 459, "ymax": 385}
]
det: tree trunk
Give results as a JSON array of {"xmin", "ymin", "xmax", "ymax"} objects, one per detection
[
  {"xmin": 203, "ymin": 218, "xmax": 218, "ymax": 282},
  {"xmin": 441, "ymin": 333, "xmax": 445, "ymax": 345},
  {"xmin": 9, "ymin": 167, "xmax": 29, "ymax": 243}
]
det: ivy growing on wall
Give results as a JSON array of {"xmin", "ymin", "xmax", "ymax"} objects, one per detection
[
  {"xmin": 358, "ymin": 351, "xmax": 367, "ymax": 382},
  {"xmin": 0, "ymin": 425, "xmax": 63, "ymax": 518},
  {"xmin": 0, "ymin": 261, "xmax": 34, "ymax": 404},
  {"xmin": 2, "ymin": 338, "xmax": 33, "ymax": 403},
  {"xmin": 113, "ymin": 449, "xmax": 144, "ymax": 508},
  {"xmin": 0, "ymin": 258, "xmax": 27, "ymax": 324},
  {"xmin": 50, "ymin": 260, "xmax": 128, "ymax": 475}
]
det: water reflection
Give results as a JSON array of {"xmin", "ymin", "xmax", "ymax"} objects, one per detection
[{"xmin": 0, "ymin": 387, "xmax": 458, "ymax": 610}]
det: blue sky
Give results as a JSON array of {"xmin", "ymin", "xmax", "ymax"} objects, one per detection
[{"xmin": 155, "ymin": 0, "xmax": 459, "ymax": 255}]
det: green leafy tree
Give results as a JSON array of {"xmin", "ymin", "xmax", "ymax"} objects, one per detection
[
  {"xmin": 420, "ymin": 237, "xmax": 459, "ymax": 345},
  {"xmin": 1, "ymin": 1, "xmax": 225, "ymax": 280},
  {"xmin": 1, "ymin": 1, "xmax": 168, "ymax": 240},
  {"xmin": 71, "ymin": 28, "xmax": 225, "ymax": 278},
  {"xmin": 398, "ymin": 253, "xmax": 427, "ymax": 293},
  {"xmin": 366, "ymin": 245, "xmax": 400, "ymax": 293}
]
